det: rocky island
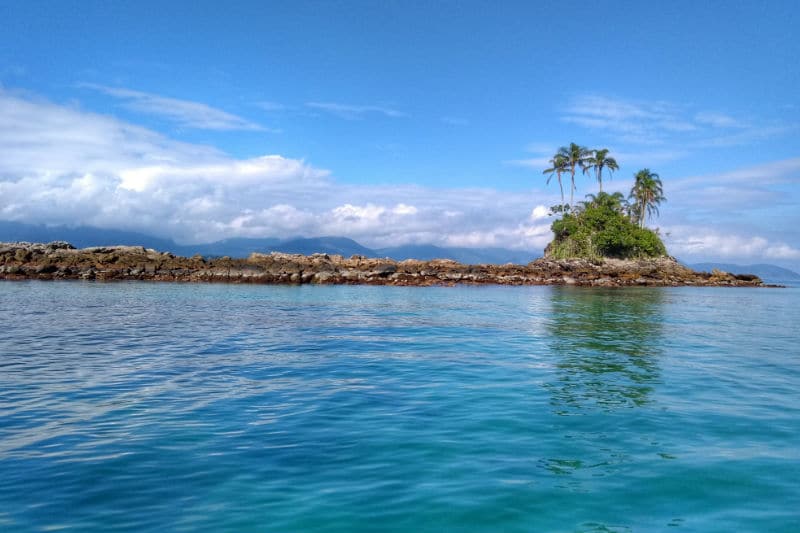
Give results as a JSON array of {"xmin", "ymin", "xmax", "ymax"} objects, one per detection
[
  {"xmin": 0, "ymin": 241, "xmax": 766, "ymax": 287},
  {"xmin": 0, "ymin": 143, "xmax": 780, "ymax": 288}
]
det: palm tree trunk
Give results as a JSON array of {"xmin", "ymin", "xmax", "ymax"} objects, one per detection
[
  {"xmin": 640, "ymin": 199, "xmax": 646, "ymax": 228},
  {"xmin": 569, "ymin": 168, "xmax": 575, "ymax": 207},
  {"xmin": 597, "ymin": 167, "xmax": 603, "ymax": 193}
]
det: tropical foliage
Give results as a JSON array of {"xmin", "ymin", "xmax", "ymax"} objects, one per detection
[
  {"xmin": 547, "ymin": 192, "xmax": 667, "ymax": 260},
  {"xmin": 584, "ymin": 148, "xmax": 619, "ymax": 193},
  {"xmin": 556, "ymin": 142, "xmax": 591, "ymax": 207},
  {"xmin": 542, "ymin": 144, "xmax": 668, "ymax": 260},
  {"xmin": 542, "ymin": 144, "xmax": 620, "ymax": 206},
  {"xmin": 543, "ymin": 154, "xmax": 567, "ymax": 205},
  {"xmin": 629, "ymin": 169, "xmax": 665, "ymax": 228}
]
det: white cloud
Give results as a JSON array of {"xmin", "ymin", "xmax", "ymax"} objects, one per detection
[
  {"xmin": 561, "ymin": 94, "xmax": 784, "ymax": 148},
  {"xmin": 664, "ymin": 225, "xmax": 800, "ymax": 262},
  {"xmin": 393, "ymin": 203, "xmax": 418, "ymax": 215},
  {"xmin": 524, "ymin": 142, "xmax": 558, "ymax": 154},
  {"xmin": 305, "ymin": 102, "xmax": 405, "ymax": 120},
  {"xmin": 764, "ymin": 244, "xmax": 800, "ymax": 260},
  {"xmin": 611, "ymin": 149, "xmax": 689, "ymax": 167},
  {"xmin": 116, "ymin": 155, "xmax": 324, "ymax": 193},
  {"xmin": 440, "ymin": 220, "xmax": 553, "ymax": 250},
  {"xmin": 696, "ymin": 125, "xmax": 796, "ymax": 148},
  {"xmin": 0, "ymin": 87, "xmax": 223, "ymax": 177},
  {"xmin": 562, "ymin": 95, "xmax": 695, "ymax": 142},
  {"xmin": 0, "ymin": 88, "xmax": 551, "ymax": 250},
  {"xmin": 694, "ymin": 111, "xmax": 744, "ymax": 128},
  {"xmin": 505, "ymin": 157, "xmax": 553, "ymax": 169},
  {"xmin": 2, "ymin": 87, "xmax": 798, "ymax": 267},
  {"xmin": 665, "ymin": 158, "xmax": 800, "ymax": 213},
  {"xmin": 531, "ymin": 205, "xmax": 550, "ymax": 219},
  {"xmin": 80, "ymin": 83, "xmax": 266, "ymax": 131}
]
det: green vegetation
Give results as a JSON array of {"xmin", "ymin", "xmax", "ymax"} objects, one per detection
[
  {"xmin": 557, "ymin": 142, "xmax": 591, "ymax": 207},
  {"xmin": 543, "ymin": 154, "xmax": 568, "ymax": 205},
  {"xmin": 584, "ymin": 148, "xmax": 619, "ymax": 193},
  {"xmin": 542, "ymin": 144, "xmax": 667, "ymax": 260},
  {"xmin": 629, "ymin": 168, "xmax": 665, "ymax": 228}
]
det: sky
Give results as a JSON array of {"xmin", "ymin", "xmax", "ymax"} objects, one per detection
[{"xmin": 1, "ymin": 0, "xmax": 799, "ymax": 267}]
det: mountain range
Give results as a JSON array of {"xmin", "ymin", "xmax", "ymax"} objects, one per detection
[
  {"xmin": 687, "ymin": 262, "xmax": 800, "ymax": 284},
  {"xmin": 0, "ymin": 221, "xmax": 537, "ymax": 265}
]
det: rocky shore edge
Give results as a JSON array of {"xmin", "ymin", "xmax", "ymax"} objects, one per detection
[{"xmin": 0, "ymin": 241, "xmax": 772, "ymax": 287}]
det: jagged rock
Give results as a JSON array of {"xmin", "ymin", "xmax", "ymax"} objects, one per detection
[{"xmin": 0, "ymin": 241, "xmax": 773, "ymax": 287}]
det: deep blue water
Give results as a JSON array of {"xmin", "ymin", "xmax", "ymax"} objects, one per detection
[{"xmin": 1, "ymin": 282, "xmax": 798, "ymax": 532}]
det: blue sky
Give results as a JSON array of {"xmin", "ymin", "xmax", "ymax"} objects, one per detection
[{"xmin": 1, "ymin": 1, "xmax": 799, "ymax": 267}]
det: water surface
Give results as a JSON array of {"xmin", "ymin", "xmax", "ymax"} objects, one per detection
[{"xmin": 1, "ymin": 282, "xmax": 798, "ymax": 532}]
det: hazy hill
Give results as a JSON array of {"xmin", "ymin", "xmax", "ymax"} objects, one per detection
[
  {"xmin": 376, "ymin": 244, "xmax": 536, "ymax": 265},
  {"xmin": 185, "ymin": 237, "xmax": 282, "ymax": 258},
  {"xmin": 0, "ymin": 221, "xmax": 535, "ymax": 264},
  {"xmin": 689, "ymin": 262, "xmax": 800, "ymax": 284},
  {"xmin": 6, "ymin": 222, "xmax": 800, "ymax": 275},
  {"xmin": 270, "ymin": 236, "xmax": 375, "ymax": 257},
  {"xmin": 0, "ymin": 221, "xmax": 178, "ymax": 252}
]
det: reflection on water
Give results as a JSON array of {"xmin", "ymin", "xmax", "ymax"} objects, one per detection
[
  {"xmin": 545, "ymin": 287, "xmax": 665, "ymax": 413},
  {"xmin": 1, "ymin": 283, "xmax": 798, "ymax": 532},
  {"xmin": 535, "ymin": 288, "xmax": 668, "ymax": 497}
]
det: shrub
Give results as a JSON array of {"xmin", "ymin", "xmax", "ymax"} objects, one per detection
[{"xmin": 546, "ymin": 194, "xmax": 667, "ymax": 260}]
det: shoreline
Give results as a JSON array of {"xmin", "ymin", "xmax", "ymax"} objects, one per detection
[{"xmin": 0, "ymin": 241, "xmax": 775, "ymax": 288}]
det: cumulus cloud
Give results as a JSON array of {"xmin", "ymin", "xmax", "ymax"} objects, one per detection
[
  {"xmin": 437, "ymin": 220, "xmax": 553, "ymax": 250},
  {"xmin": 80, "ymin": 83, "xmax": 266, "ymax": 131},
  {"xmin": 3, "ymin": 87, "xmax": 797, "ymax": 265},
  {"xmin": 530, "ymin": 205, "xmax": 550, "ymax": 219},
  {"xmin": 0, "ymin": 88, "xmax": 553, "ymax": 250}
]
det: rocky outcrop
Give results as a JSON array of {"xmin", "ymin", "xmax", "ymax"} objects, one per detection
[{"xmin": 0, "ymin": 241, "xmax": 772, "ymax": 287}]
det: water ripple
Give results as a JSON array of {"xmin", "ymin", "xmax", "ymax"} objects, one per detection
[{"xmin": 1, "ymin": 282, "xmax": 798, "ymax": 532}]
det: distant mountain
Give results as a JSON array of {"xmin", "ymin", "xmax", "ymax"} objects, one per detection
[
  {"xmin": 0, "ymin": 220, "xmax": 536, "ymax": 264},
  {"xmin": 689, "ymin": 262, "xmax": 800, "ymax": 283},
  {"xmin": 270, "ymin": 236, "xmax": 375, "ymax": 257},
  {"xmin": 376, "ymin": 244, "xmax": 537, "ymax": 265},
  {"xmin": 0, "ymin": 220, "xmax": 179, "ymax": 252},
  {"xmin": 374, "ymin": 243, "xmax": 451, "ymax": 261},
  {"xmin": 9, "ymin": 222, "xmax": 798, "ymax": 275},
  {"xmin": 185, "ymin": 237, "xmax": 282, "ymax": 258}
]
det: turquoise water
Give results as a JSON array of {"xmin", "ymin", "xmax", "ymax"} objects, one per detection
[{"xmin": 1, "ymin": 282, "xmax": 798, "ymax": 532}]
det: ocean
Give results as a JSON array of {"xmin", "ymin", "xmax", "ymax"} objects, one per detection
[{"xmin": 1, "ymin": 282, "xmax": 798, "ymax": 532}]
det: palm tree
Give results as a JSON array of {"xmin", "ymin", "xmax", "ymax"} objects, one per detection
[
  {"xmin": 629, "ymin": 169, "xmax": 666, "ymax": 228},
  {"xmin": 543, "ymin": 154, "xmax": 568, "ymax": 206},
  {"xmin": 556, "ymin": 143, "xmax": 591, "ymax": 208},
  {"xmin": 584, "ymin": 148, "xmax": 619, "ymax": 193},
  {"xmin": 583, "ymin": 191, "xmax": 627, "ymax": 213}
]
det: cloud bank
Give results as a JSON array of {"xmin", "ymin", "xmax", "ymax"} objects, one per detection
[
  {"xmin": 0, "ymin": 88, "xmax": 550, "ymax": 249},
  {"xmin": 664, "ymin": 226, "xmax": 800, "ymax": 262},
  {"xmin": 1, "ymin": 88, "xmax": 798, "ymax": 267}
]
